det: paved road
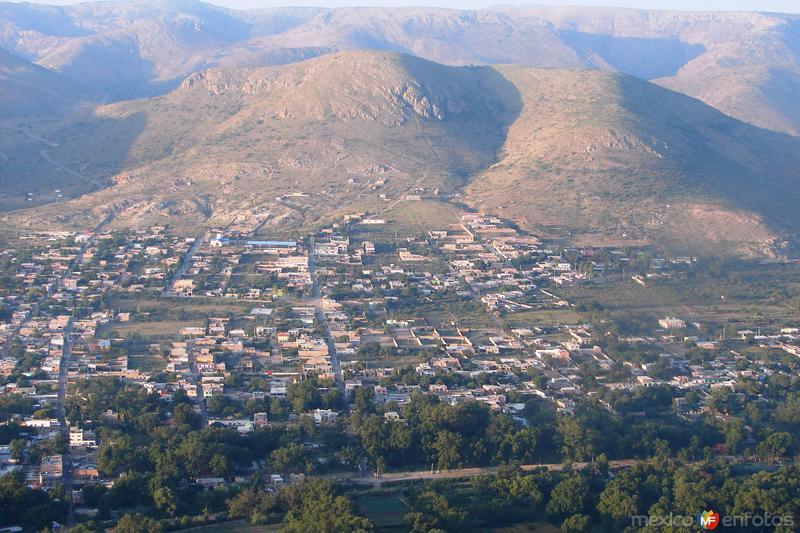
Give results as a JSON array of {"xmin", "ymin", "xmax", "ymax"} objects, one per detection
[
  {"xmin": 53, "ymin": 213, "xmax": 112, "ymax": 526},
  {"xmin": 187, "ymin": 339, "xmax": 209, "ymax": 426},
  {"xmin": 163, "ymin": 231, "xmax": 207, "ymax": 296},
  {"xmin": 56, "ymin": 322, "xmax": 76, "ymax": 526},
  {"xmin": 308, "ymin": 238, "xmax": 346, "ymax": 406}
]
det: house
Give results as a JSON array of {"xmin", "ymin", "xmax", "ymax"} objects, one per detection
[
  {"xmin": 69, "ymin": 428, "xmax": 97, "ymax": 447},
  {"xmin": 312, "ymin": 409, "xmax": 338, "ymax": 426},
  {"xmin": 196, "ymin": 477, "xmax": 226, "ymax": 488},
  {"xmin": 40, "ymin": 455, "xmax": 63, "ymax": 483},
  {"xmin": 659, "ymin": 317, "xmax": 686, "ymax": 329},
  {"xmin": 254, "ymin": 412, "xmax": 269, "ymax": 427},
  {"xmin": 174, "ymin": 279, "xmax": 194, "ymax": 296}
]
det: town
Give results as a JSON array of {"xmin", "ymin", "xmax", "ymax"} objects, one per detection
[{"xmin": 1, "ymin": 209, "xmax": 799, "ymax": 532}]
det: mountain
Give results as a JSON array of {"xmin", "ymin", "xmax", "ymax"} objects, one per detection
[
  {"xmin": 3, "ymin": 51, "xmax": 516, "ymax": 232},
  {"xmin": 0, "ymin": 47, "xmax": 90, "ymax": 117},
  {"xmin": 465, "ymin": 67, "xmax": 800, "ymax": 255},
  {"xmin": 0, "ymin": 0, "xmax": 323, "ymax": 99},
  {"xmin": 4, "ymin": 50, "xmax": 800, "ymax": 256},
  {"xmin": 0, "ymin": 2, "xmax": 798, "ymax": 134}
]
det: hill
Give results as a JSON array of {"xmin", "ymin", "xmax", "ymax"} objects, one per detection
[
  {"xmin": 0, "ymin": 2, "xmax": 797, "ymax": 134},
  {"xmin": 3, "ymin": 51, "xmax": 517, "ymax": 233},
  {"xmin": 4, "ymin": 50, "xmax": 800, "ymax": 256},
  {"xmin": 465, "ymin": 67, "xmax": 800, "ymax": 255},
  {"xmin": 0, "ymin": 47, "xmax": 91, "ymax": 117}
]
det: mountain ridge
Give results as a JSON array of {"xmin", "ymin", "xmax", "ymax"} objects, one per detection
[
  {"xmin": 1, "ymin": 2, "xmax": 798, "ymax": 134},
  {"xmin": 3, "ymin": 50, "xmax": 799, "ymax": 257}
]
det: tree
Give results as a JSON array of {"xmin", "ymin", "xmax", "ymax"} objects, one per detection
[
  {"xmin": 405, "ymin": 491, "xmax": 466, "ymax": 533},
  {"xmin": 723, "ymin": 419, "xmax": 745, "ymax": 454},
  {"xmin": 226, "ymin": 488, "xmax": 282, "ymax": 524},
  {"xmin": 433, "ymin": 430, "xmax": 463, "ymax": 471},
  {"xmin": 597, "ymin": 473, "xmax": 639, "ymax": 520},
  {"xmin": 546, "ymin": 474, "xmax": 590, "ymax": 518},
  {"xmin": 283, "ymin": 479, "xmax": 372, "ymax": 533},
  {"xmin": 210, "ymin": 453, "xmax": 230, "ymax": 477},
  {"xmin": 270, "ymin": 443, "xmax": 308, "ymax": 474},
  {"xmin": 756, "ymin": 432, "xmax": 793, "ymax": 461},
  {"xmin": 557, "ymin": 416, "xmax": 597, "ymax": 462},
  {"xmin": 173, "ymin": 402, "xmax": 202, "ymax": 429},
  {"xmin": 561, "ymin": 514, "xmax": 590, "ymax": 533},
  {"xmin": 0, "ymin": 471, "xmax": 67, "ymax": 530},
  {"xmin": 113, "ymin": 513, "xmax": 162, "ymax": 533},
  {"xmin": 352, "ymin": 387, "xmax": 375, "ymax": 418},
  {"xmin": 10, "ymin": 438, "xmax": 26, "ymax": 461},
  {"xmin": 152, "ymin": 485, "xmax": 177, "ymax": 517}
]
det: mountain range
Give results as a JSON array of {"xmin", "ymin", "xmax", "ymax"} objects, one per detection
[
  {"xmin": 1, "ymin": 1, "xmax": 799, "ymax": 256},
  {"xmin": 2, "ymin": 2, "xmax": 798, "ymax": 134}
]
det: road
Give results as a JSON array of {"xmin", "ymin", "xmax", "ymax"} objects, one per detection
[
  {"xmin": 53, "ymin": 213, "xmax": 112, "ymax": 526},
  {"xmin": 163, "ymin": 231, "xmax": 207, "ymax": 296},
  {"xmin": 187, "ymin": 339, "xmax": 209, "ymax": 426},
  {"xmin": 56, "ymin": 322, "xmax": 76, "ymax": 526},
  {"xmin": 320, "ymin": 459, "xmax": 639, "ymax": 486},
  {"xmin": 308, "ymin": 238, "xmax": 346, "ymax": 406},
  {"xmin": 18, "ymin": 126, "xmax": 105, "ymax": 191}
]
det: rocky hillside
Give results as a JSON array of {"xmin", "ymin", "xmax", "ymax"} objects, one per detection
[
  {"xmin": 4, "ymin": 51, "xmax": 516, "ymax": 232},
  {"xmin": 466, "ymin": 67, "xmax": 800, "ymax": 255},
  {"xmin": 4, "ymin": 50, "xmax": 800, "ymax": 256},
  {"xmin": 1, "ymin": 2, "xmax": 798, "ymax": 134}
]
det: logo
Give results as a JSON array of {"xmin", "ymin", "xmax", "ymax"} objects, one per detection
[{"xmin": 698, "ymin": 510, "xmax": 720, "ymax": 530}]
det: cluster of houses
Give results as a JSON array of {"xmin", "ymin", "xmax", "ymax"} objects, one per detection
[
  {"xmin": 171, "ymin": 231, "xmax": 310, "ymax": 299},
  {"xmin": 2, "ymin": 212, "xmax": 800, "ymax": 505}
]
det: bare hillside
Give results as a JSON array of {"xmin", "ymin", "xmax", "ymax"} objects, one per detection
[
  {"xmin": 4, "ymin": 51, "xmax": 800, "ymax": 256},
  {"xmin": 1, "ymin": 2, "xmax": 798, "ymax": 134},
  {"xmin": 4, "ymin": 51, "xmax": 517, "ymax": 233}
]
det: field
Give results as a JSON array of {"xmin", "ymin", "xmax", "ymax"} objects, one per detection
[
  {"xmin": 110, "ymin": 296, "xmax": 255, "ymax": 320},
  {"xmin": 380, "ymin": 200, "xmax": 463, "ymax": 235},
  {"xmin": 356, "ymin": 493, "xmax": 411, "ymax": 530},
  {"xmin": 559, "ymin": 261, "xmax": 800, "ymax": 333},
  {"xmin": 128, "ymin": 354, "xmax": 168, "ymax": 372},
  {"xmin": 104, "ymin": 320, "xmax": 202, "ymax": 339},
  {"xmin": 183, "ymin": 521, "xmax": 280, "ymax": 533}
]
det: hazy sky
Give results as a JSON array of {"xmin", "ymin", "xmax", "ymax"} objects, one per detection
[{"xmin": 8, "ymin": 0, "xmax": 800, "ymax": 14}]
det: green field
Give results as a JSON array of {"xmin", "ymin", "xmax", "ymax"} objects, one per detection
[
  {"xmin": 183, "ymin": 521, "xmax": 280, "ymax": 533},
  {"xmin": 559, "ymin": 267, "xmax": 800, "ymax": 331},
  {"xmin": 381, "ymin": 200, "xmax": 462, "ymax": 233},
  {"xmin": 105, "ymin": 319, "xmax": 201, "ymax": 338},
  {"xmin": 356, "ymin": 493, "xmax": 411, "ymax": 530},
  {"xmin": 128, "ymin": 354, "xmax": 168, "ymax": 372}
]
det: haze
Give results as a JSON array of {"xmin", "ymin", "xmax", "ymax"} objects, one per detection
[{"xmin": 3, "ymin": 0, "xmax": 800, "ymax": 14}]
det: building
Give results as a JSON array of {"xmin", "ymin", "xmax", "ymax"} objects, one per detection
[
  {"xmin": 312, "ymin": 409, "xmax": 338, "ymax": 426},
  {"xmin": 69, "ymin": 428, "xmax": 97, "ymax": 447},
  {"xmin": 659, "ymin": 317, "xmax": 686, "ymax": 329},
  {"xmin": 245, "ymin": 240, "xmax": 298, "ymax": 254}
]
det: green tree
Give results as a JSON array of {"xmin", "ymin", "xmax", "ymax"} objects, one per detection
[
  {"xmin": 561, "ymin": 514, "xmax": 590, "ymax": 533},
  {"xmin": 152, "ymin": 485, "xmax": 177, "ymax": 517},
  {"xmin": 433, "ymin": 430, "xmax": 463, "ymax": 471},
  {"xmin": 756, "ymin": 431, "xmax": 794, "ymax": 461},
  {"xmin": 405, "ymin": 491, "xmax": 466, "ymax": 533},
  {"xmin": 113, "ymin": 513, "xmax": 162, "ymax": 533},
  {"xmin": 283, "ymin": 479, "xmax": 372, "ymax": 532},
  {"xmin": 546, "ymin": 474, "xmax": 591, "ymax": 518}
]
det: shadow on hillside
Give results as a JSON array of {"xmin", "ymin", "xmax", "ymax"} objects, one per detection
[
  {"xmin": 0, "ymin": 110, "xmax": 149, "ymax": 211},
  {"xmin": 398, "ymin": 54, "xmax": 523, "ymax": 185},
  {"xmin": 560, "ymin": 30, "xmax": 705, "ymax": 80},
  {"xmin": 56, "ymin": 39, "xmax": 162, "ymax": 102},
  {"xmin": 616, "ymin": 74, "xmax": 800, "ymax": 233}
]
